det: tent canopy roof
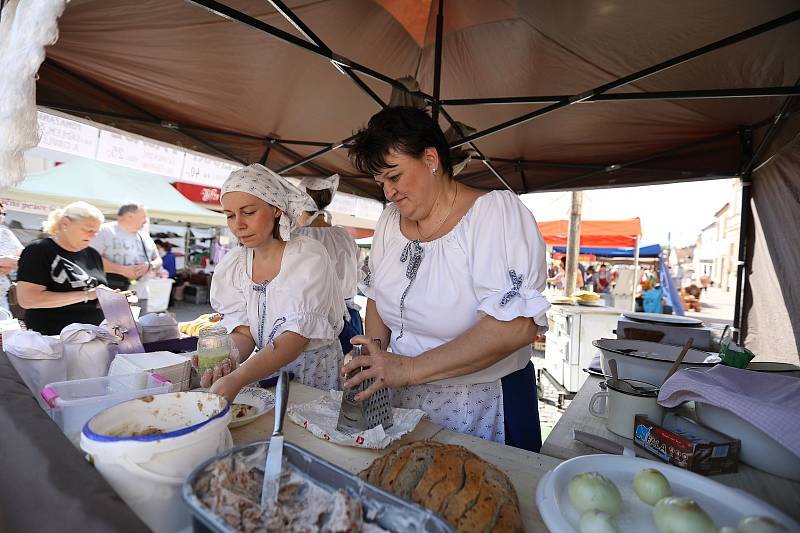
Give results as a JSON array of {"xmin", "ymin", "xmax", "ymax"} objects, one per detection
[
  {"xmin": 6, "ymin": 159, "xmax": 227, "ymax": 227},
  {"xmin": 35, "ymin": 1, "xmax": 800, "ymax": 200},
  {"xmin": 553, "ymin": 244, "xmax": 662, "ymax": 258},
  {"xmin": 539, "ymin": 218, "xmax": 642, "ymax": 247}
]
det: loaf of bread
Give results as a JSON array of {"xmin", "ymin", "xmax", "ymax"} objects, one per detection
[{"xmin": 359, "ymin": 441, "xmax": 523, "ymax": 532}]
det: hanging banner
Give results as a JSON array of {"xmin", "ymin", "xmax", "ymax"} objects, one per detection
[
  {"xmin": 0, "ymin": 197, "xmax": 59, "ymax": 216},
  {"xmin": 180, "ymin": 153, "xmax": 241, "ymax": 188},
  {"xmin": 173, "ymin": 182, "xmax": 222, "ymax": 205},
  {"xmin": 36, "ymin": 111, "xmax": 99, "ymax": 159},
  {"xmin": 96, "ymin": 130, "xmax": 184, "ymax": 177}
]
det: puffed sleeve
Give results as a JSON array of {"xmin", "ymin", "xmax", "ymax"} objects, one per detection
[
  {"xmin": 267, "ymin": 238, "xmax": 344, "ymax": 349},
  {"xmin": 357, "ymin": 203, "xmax": 395, "ymax": 300},
  {"xmin": 210, "ymin": 247, "xmax": 249, "ymax": 333},
  {"xmin": 466, "ymin": 191, "xmax": 551, "ymax": 326}
]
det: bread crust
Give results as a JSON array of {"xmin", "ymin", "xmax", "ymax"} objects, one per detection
[{"xmin": 360, "ymin": 442, "xmax": 523, "ymax": 532}]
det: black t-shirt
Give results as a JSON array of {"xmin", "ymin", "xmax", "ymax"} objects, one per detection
[{"xmin": 16, "ymin": 238, "xmax": 107, "ymax": 335}]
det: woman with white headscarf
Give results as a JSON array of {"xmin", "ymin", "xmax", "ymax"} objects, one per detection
[
  {"xmin": 294, "ymin": 174, "xmax": 362, "ymax": 354},
  {"xmin": 203, "ymin": 164, "xmax": 345, "ymax": 402}
]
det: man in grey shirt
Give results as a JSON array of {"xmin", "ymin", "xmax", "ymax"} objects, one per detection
[{"xmin": 90, "ymin": 203, "xmax": 162, "ymax": 312}]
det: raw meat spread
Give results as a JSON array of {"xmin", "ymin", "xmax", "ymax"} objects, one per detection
[{"xmin": 200, "ymin": 461, "xmax": 388, "ymax": 533}]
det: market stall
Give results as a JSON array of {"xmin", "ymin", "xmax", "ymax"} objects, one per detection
[{"xmin": 1, "ymin": 2, "xmax": 799, "ymax": 532}]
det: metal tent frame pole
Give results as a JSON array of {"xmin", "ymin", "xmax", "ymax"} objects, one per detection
[
  {"xmin": 449, "ymin": 9, "xmax": 800, "ymax": 148},
  {"xmin": 440, "ymin": 86, "xmax": 800, "ymax": 106}
]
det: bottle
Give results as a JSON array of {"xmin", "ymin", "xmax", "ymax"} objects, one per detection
[
  {"xmin": 718, "ymin": 327, "xmax": 754, "ymax": 368},
  {"xmin": 196, "ymin": 324, "xmax": 231, "ymax": 373}
]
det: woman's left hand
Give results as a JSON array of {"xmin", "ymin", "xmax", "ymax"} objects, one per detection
[{"xmin": 341, "ymin": 336, "xmax": 414, "ymax": 401}]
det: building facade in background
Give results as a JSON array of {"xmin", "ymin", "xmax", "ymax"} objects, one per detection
[{"xmin": 693, "ymin": 180, "xmax": 742, "ymax": 291}]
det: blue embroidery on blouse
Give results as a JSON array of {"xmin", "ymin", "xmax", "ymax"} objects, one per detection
[
  {"xmin": 253, "ymin": 281, "xmax": 268, "ymax": 348},
  {"xmin": 499, "ymin": 270, "xmax": 523, "ymax": 306},
  {"xmin": 362, "ymin": 262, "xmax": 372, "ymax": 287},
  {"xmin": 267, "ymin": 317, "xmax": 287, "ymax": 345},
  {"xmin": 397, "ymin": 240, "xmax": 424, "ymax": 341}
]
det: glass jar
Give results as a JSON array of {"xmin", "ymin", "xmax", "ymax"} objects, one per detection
[{"xmin": 196, "ymin": 324, "xmax": 231, "ymax": 373}]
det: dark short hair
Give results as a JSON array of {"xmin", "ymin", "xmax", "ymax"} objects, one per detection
[
  {"xmin": 118, "ymin": 203, "xmax": 142, "ymax": 217},
  {"xmin": 348, "ymin": 107, "xmax": 453, "ymax": 178},
  {"xmin": 307, "ymin": 188, "xmax": 333, "ymax": 211}
]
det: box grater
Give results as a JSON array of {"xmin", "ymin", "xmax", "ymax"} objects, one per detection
[{"xmin": 336, "ymin": 343, "xmax": 393, "ymax": 434}]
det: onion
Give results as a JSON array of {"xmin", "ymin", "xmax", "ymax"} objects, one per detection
[
  {"xmin": 633, "ymin": 468, "xmax": 672, "ymax": 505},
  {"xmin": 653, "ymin": 497, "xmax": 717, "ymax": 533},
  {"xmin": 568, "ymin": 472, "xmax": 623, "ymax": 516},
  {"xmin": 579, "ymin": 510, "xmax": 618, "ymax": 533},
  {"xmin": 737, "ymin": 516, "xmax": 789, "ymax": 533}
]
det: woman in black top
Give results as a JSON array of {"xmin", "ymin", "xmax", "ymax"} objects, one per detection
[{"xmin": 16, "ymin": 201, "xmax": 108, "ymax": 335}]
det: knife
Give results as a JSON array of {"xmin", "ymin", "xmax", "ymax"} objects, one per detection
[
  {"xmin": 261, "ymin": 371, "xmax": 289, "ymax": 507},
  {"xmin": 573, "ymin": 428, "xmax": 636, "ymax": 457}
]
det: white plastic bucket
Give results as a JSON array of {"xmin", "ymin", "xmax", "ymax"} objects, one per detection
[
  {"xmin": 147, "ymin": 278, "xmax": 174, "ymax": 313},
  {"xmin": 80, "ymin": 391, "xmax": 232, "ymax": 533}
]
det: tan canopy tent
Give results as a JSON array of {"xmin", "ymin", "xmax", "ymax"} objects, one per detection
[{"xmin": 32, "ymin": 1, "xmax": 800, "ymax": 358}]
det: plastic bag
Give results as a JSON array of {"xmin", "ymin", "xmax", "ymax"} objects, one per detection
[{"xmin": 60, "ymin": 324, "xmax": 120, "ymax": 380}]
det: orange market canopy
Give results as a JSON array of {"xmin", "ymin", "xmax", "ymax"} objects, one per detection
[{"xmin": 538, "ymin": 218, "xmax": 642, "ymax": 248}]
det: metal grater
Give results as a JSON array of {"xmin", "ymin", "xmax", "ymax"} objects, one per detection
[{"xmin": 336, "ymin": 342, "xmax": 394, "ymax": 435}]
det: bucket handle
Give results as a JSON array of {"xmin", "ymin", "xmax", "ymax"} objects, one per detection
[{"xmin": 116, "ymin": 456, "xmax": 186, "ymax": 485}]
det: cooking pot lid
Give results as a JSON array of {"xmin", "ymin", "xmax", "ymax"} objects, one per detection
[{"xmin": 606, "ymin": 378, "xmax": 659, "ymax": 397}]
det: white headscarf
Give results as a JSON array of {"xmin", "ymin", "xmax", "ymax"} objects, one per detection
[
  {"xmin": 299, "ymin": 174, "xmax": 340, "ymax": 223},
  {"xmin": 221, "ymin": 164, "xmax": 316, "ymax": 241},
  {"xmin": 300, "ymin": 174, "xmax": 340, "ymax": 195}
]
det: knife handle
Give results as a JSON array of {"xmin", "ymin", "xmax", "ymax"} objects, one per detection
[{"xmin": 272, "ymin": 371, "xmax": 289, "ymax": 437}]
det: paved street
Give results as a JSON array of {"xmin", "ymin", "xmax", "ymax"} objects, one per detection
[{"xmin": 684, "ymin": 286, "xmax": 735, "ymax": 326}]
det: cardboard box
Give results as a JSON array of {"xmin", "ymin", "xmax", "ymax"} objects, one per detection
[{"xmin": 633, "ymin": 413, "xmax": 740, "ymax": 475}]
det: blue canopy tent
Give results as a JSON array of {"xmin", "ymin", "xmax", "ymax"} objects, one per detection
[
  {"xmin": 552, "ymin": 244, "xmax": 661, "ymax": 258},
  {"xmin": 553, "ymin": 243, "xmax": 685, "ymax": 315}
]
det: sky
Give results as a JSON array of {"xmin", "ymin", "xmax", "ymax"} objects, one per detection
[{"xmin": 521, "ymin": 178, "xmax": 737, "ymax": 248}]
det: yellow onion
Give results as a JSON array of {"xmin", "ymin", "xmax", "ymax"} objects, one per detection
[
  {"xmin": 653, "ymin": 497, "xmax": 717, "ymax": 533},
  {"xmin": 568, "ymin": 472, "xmax": 623, "ymax": 516},
  {"xmin": 633, "ymin": 468, "xmax": 672, "ymax": 505}
]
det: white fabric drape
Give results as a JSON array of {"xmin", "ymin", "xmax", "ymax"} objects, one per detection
[{"xmin": 0, "ymin": 0, "xmax": 67, "ymax": 190}]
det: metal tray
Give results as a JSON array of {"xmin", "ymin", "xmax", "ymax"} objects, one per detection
[{"xmin": 182, "ymin": 440, "xmax": 454, "ymax": 533}]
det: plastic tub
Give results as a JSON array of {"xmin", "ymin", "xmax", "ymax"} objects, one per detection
[
  {"xmin": 81, "ymin": 391, "xmax": 232, "ymax": 533},
  {"xmin": 41, "ymin": 372, "xmax": 172, "ymax": 445},
  {"xmin": 5, "ymin": 331, "xmax": 65, "ymax": 408}
]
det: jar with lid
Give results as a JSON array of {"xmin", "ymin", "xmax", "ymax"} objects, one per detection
[{"xmin": 196, "ymin": 324, "xmax": 231, "ymax": 373}]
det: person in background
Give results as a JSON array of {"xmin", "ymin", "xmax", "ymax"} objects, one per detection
[
  {"xmin": 15, "ymin": 201, "xmax": 108, "ymax": 334},
  {"xmin": 641, "ymin": 279, "xmax": 664, "ymax": 313},
  {"xmin": 584, "ymin": 265, "xmax": 596, "ymax": 291},
  {"xmin": 294, "ymin": 174, "xmax": 362, "ymax": 354},
  {"xmin": 91, "ymin": 203, "xmax": 161, "ymax": 312},
  {"xmin": 0, "ymin": 200, "xmax": 24, "ymax": 311},
  {"xmin": 154, "ymin": 239, "xmax": 177, "ymax": 278},
  {"xmin": 547, "ymin": 256, "xmax": 584, "ymax": 291},
  {"xmin": 596, "ymin": 263, "xmax": 611, "ymax": 293},
  {"xmin": 344, "ymin": 106, "xmax": 550, "ymax": 452}
]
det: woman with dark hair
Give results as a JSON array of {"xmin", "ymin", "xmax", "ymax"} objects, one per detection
[
  {"xmin": 343, "ymin": 106, "xmax": 550, "ymax": 452},
  {"xmin": 294, "ymin": 174, "xmax": 362, "ymax": 354}
]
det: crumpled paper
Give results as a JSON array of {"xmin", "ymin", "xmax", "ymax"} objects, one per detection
[{"xmin": 287, "ymin": 390, "xmax": 426, "ymax": 449}]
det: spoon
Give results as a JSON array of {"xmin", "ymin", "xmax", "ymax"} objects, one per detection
[
  {"xmin": 662, "ymin": 337, "xmax": 694, "ymax": 385},
  {"xmin": 608, "ymin": 358, "xmax": 619, "ymax": 385}
]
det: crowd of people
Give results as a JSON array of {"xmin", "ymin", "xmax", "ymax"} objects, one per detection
[{"xmin": 546, "ymin": 255, "xmax": 614, "ymax": 294}]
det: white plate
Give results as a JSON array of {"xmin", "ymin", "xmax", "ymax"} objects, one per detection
[
  {"xmin": 623, "ymin": 312, "xmax": 703, "ymax": 327},
  {"xmin": 535, "ymin": 455, "xmax": 798, "ymax": 533},
  {"xmin": 228, "ymin": 387, "xmax": 274, "ymax": 428}
]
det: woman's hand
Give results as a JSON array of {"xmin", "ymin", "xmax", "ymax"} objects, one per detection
[
  {"xmin": 208, "ymin": 373, "xmax": 243, "ymax": 404},
  {"xmin": 0, "ymin": 256, "xmax": 18, "ymax": 275},
  {"xmin": 191, "ymin": 354, "xmax": 237, "ymax": 388},
  {"xmin": 341, "ymin": 335, "xmax": 414, "ymax": 401}
]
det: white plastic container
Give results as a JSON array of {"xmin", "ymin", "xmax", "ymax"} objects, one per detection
[
  {"xmin": 80, "ymin": 391, "xmax": 232, "ymax": 533},
  {"xmin": 4, "ymin": 330, "xmax": 65, "ymax": 409},
  {"xmin": 109, "ymin": 351, "xmax": 192, "ymax": 392},
  {"xmin": 146, "ymin": 278, "xmax": 174, "ymax": 313},
  {"xmin": 41, "ymin": 372, "xmax": 172, "ymax": 445}
]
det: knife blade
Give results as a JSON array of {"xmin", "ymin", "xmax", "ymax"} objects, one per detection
[
  {"xmin": 261, "ymin": 371, "xmax": 289, "ymax": 507},
  {"xmin": 573, "ymin": 428, "xmax": 636, "ymax": 457}
]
